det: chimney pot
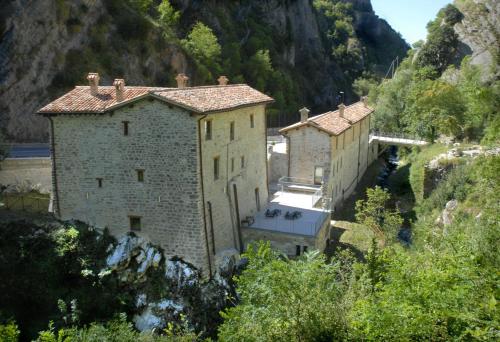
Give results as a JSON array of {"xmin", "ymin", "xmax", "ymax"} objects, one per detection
[
  {"xmin": 362, "ymin": 96, "xmax": 368, "ymax": 107},
  {"xmin": 299, "ymin": 107, "xmax": 310, "ymax": 123},
  {"xmin": 113, "ymin": 79, "xmax": 125, "ymax": 102},
  {"xmin": 338, "ymin": 103, "xmax": 346, "ymax": 118},
  {"xmin": 217, "ymin": 75, "xmax": 229, "ymax": 86},
  {"xmin": 175, "ymin": 73, "xmax": 189, "ymax": 88},
  {"xmin": 87, "ymin": 72, "xmax": 100, "ymax": 95}
]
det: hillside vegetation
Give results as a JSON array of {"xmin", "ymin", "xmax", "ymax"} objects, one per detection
[
  {"xmin": 364, "ymin": 0, "xmax": 499, "ymax": 144},
  {"xmin": 0, "ymin": 0, "xmax": 408, "ymax": 142}
]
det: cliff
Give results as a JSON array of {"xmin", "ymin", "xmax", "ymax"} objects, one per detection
[
  {"xmin": 0, "ymin": 0, "xmax": 409, "ymax": 142},
  {"xmin": 454, "ymin": 0, "xmax": 500, "ymax": 76}
]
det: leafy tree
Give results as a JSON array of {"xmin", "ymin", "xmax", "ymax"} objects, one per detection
[
  {"xmin": 36, "ymin": 315, "xmax": 199, "ymax": 342},
  {"xmin": 353, "ymin": 72, "xmax": 379, "ymax": 97},
  {"xmin": 245, "ymin": 49, "xmax": 273, "ymax": 91},
  {"xmin": 128, "ymin": 0, "xmax": 153, "ymax": 15},
  {"xmin": 0, "ymin": 321, "xmax": 19, "ymax": 342},
  {"xmin": 218, "ymin": 242, "xmax": 351, "ymax": 341},
  {"xmin": 355, "ymin": 186, "xmax": 403, "ymax": 245},
  {"xmin": 404, "ymin": 79, "xmax": 466, "ymax": 141},
  {"xmin": 182, "ymin": 22, "xmax": 222, "ymax": 82},
  {"xmin": 157, "ymin": 0, "xmax": 180, "ymax": 34}
]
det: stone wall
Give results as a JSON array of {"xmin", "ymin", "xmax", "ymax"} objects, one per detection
[
  {"xmin": 0, "ymin": 157, "xmax": 52, "ymax": 193},
  {"xmin": 242, "ymin": 227, "xmax": 316, "ymax": 256},
  {"xmin": 241, "ymin": 214, "xmax": 331, "ymax": 256},
  {"xmin": 288, "ymin": 126, "xmax": 331, "ymax": 181},
  {"xmin": 267, "ymin": 144, "xmax": 288, "ymax": 184},
  {"xmin": 200, "ymin": 105, "xmax": 269, "ymax": 257},
  {"xmin": 50, "ymin": 99, "xmax": 208, "ymax": 270}
]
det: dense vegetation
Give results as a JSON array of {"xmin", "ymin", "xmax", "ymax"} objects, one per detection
[
  {"xmin": 48, "ymin": 0, "xmax": 408, "ymax": 129},
  {"xmin": 364, "ymin": 1, "xmax": 499, "ymax": 143}
]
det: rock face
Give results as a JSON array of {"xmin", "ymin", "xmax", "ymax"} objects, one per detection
[
  {"xmin": 0, "ymin": 0, "xmax": 408, "ymax": 142},
  {"xmin": 454, "ymin": 0, "xmax": 500, "ymax": 77},
  {"xmin": 100, "ymin": 233, "xmax": 239, "ymax": 336}
]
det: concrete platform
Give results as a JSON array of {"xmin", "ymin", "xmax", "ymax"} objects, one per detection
[{"xmin": 247, "ymin": 191, "xmax": 329, "ymax": 237}]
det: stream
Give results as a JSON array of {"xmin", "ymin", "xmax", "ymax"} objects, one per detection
[{"xmin": 376, "ymin": 145, "xmax": 412, "ymax": 245}]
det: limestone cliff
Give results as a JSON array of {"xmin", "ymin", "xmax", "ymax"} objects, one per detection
[
  {"xmin": 0, "ymin": 0, "xmax": 409, "ymax": 142},
  {"xmin": 454, "ymin": 0, "xmax": 500, "ymax": 76}
]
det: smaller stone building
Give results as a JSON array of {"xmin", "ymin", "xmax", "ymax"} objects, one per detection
[
  {"xmin": 37, "ymin": 73, "xmax": 273, "ymax": 274},
  {"xmin": 280, "ymin": 99, "xmax": 375, "ymax": 210}
]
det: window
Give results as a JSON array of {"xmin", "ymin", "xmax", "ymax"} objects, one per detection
[
  {"xmin": 96, "ymin": 178, "xmax": 103, "ymax": 188},
  {"xmin": 314, "ymin": 166, "xmax": 323, "ymax": 185},
  {"xmin": 231, "ymin": 157, "xmax": 235, "ymax": 173},
  {"xmin": 137, "ymin": 169, "xmax": 144, "ymax": 182},
  {"xmin": 303, "ymin": 245, "xmax": 308, "ymax": 253},
  {"xmin": 122, "ymin": 121, "xmax": 129, "ymax": 136},
  {"xmin": 296, "ymin": 245, "xmax": 301, "ymax": 256},
  {"xmin": 129, "ymin": 216, "xmax": 141, "ymax": 231},
  {"xmin": 340, "ymin": 157, "xmax": 343, "ymax": 168},
  {"xmin": 240, "ymin": 155, "xmax": 245, "ymax": 169},
  {"xmin": 250, "ymin": 114, "xmax": 254, "ymax": 128},
  {"xmin": 255, "ymin": 188, "xmax": 260, "ymax": 211},
  {"xmin": 230, "ymin": 121, "xmax": 235, "ymax": 141},
  {"xmin": 214, "ymin": 157, "xmax": 220, "ymax": 180},
  {"xmin": 205, "ymin": 120, "xmax": 212, "ymax": 140}
]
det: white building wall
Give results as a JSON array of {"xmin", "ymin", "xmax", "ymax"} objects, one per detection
[{"xmin": 200, "ymin": 105, "xmax": 268, "ymax": 255}]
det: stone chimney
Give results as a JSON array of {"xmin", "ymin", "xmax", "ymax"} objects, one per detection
[
  {"xmin": 217, "ymin": 75, "xmax": 229, "ymax": 86},
  {"xmin": 87, "ymin": 72, "xmax": 100, "ymax": 95},
  {"xmin": 299, "ymin": 107, "xmax": 310, "ymax": 123},
  {"xmin": 175, "ymin": 73, "xmax": 189, "ymax": 88},
  {"xmin": 338, "ymin": 103, "xmax": 346, "ymax": 118},
  {"xmin": 362, "ymin": 96, "xmax": 368, "ymax": 107},
  {"xmin": 113, "ymin": 79, "xmax": 125, "ymax": 102}
]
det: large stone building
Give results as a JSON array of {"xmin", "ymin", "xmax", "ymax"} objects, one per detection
[
  {"xmin": 279, "ymin": 99, "xmax": 375, "ymax": 210},
  {"xmin": 37, "ymin": 73, "xmax": 273, "ymax": 274}
]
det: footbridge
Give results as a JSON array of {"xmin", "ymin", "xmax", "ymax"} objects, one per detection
[{"xmin": 369, "ymin": 132, "xmax": 429, "ymax": 147}]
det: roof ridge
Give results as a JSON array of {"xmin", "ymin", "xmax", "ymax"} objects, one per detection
[{"xmin": 153, "ymin": 84, "xmax": 248, "ymax": 92}]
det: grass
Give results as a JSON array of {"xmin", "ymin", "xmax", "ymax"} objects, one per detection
[{"xmin": 325, "ymin": 220, "xmax": 378, "ymax": 260}]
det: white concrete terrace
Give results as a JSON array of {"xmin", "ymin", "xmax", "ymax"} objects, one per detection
[{"xmin": 245, "ymin": 177, "xmax": 330, "ymax": 237}]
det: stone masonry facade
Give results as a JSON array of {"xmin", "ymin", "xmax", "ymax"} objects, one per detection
[{"xmin": 51, "ymin": 100, "xmax": 209, "ymax": 270}]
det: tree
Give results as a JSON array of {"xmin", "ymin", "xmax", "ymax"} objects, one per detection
[
  {"xmin": 355, "ymin": 186, "xmax": 403, "ymax": 245},
  {"xmin": 182, "ymin": 22, "xmax": 222, "ymax": 82},
  {"xmin": 404, "ymin": 79, "xmax": 466, "ymax": 141},
  {"xmin": 157, "ymin": 0, "xmax": 179, "ymax": 34},
  {"xmin": 182, "ymin": 22, "xmax": 221, "ymax": 66},
  {"xmin": 218, "ymin": 242, "xmax": 351, "ymax": 341}
]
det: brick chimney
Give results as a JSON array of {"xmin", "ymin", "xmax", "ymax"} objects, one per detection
[
  {"xmin": 175, "ymin": 73, "xmax": 189, "ymax": 88},
  {"xmin": 299, "ymin": 107, "xmax": 310, "ymax": 123},
  {"xmin": 338, "ymin": 103, "xmax": 346, "ymax": 118},
  {"xmin": 362, "ymin": 96, "xmax": 368, "ymax": 107},
  {"xmin": 113, "ymin": 79, "xmax": 125, "ymax": 102},
  {"xmin": 217, "ymin": 75, "xmax": 229, "ymax": 86},
  {"xmin": 87, "ymin": 72, "xmax": 100, "ymax": 95}
]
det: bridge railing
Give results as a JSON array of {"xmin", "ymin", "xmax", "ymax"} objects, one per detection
[{"xmin": 369, "ymin": 130, "xmax": 426, "ymax": 142}]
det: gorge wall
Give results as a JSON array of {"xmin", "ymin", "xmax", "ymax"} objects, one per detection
[{"xmin": 0, "ymin": 0, "xmax": 409, "ymax": 142}]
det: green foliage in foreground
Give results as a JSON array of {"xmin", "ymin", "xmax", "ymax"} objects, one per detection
[
  {"xmin": 35, "ymin": 316, "xmax": 198, "ymax": 342},
  {"xmin": 355, "ymin": 186, "xmax": 403, "ymax": 245},
  {"xmin": 218, "ymin": 243, "xmax": 354, "ymax": 341},
  {"xmin": 218, "ymin": 155, "xmax": 499, "ymax": 341},
  {"xmin": 0, "ymin": 321, "xmax": 20, "ymax": 342}
]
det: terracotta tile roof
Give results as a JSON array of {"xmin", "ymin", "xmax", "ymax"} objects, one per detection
[
  {"xmin": 280, "ymin": 101, "xmax": 373, "ymax": 136},
  {"xmin": 37, "ymin": 86, "xmax": 165, "ymax": 114},
  {"xmin": 153, "ymin": 85, "xmax": 274, "ymax": 113},
  {"xmin": 38, "ymin": 84, "xmax": 273, "ymax": 115}
]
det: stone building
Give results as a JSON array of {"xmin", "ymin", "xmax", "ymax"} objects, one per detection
[
  {"xmin": 37, "ymin": 73, "xmax": 273, "ymax": 274},
  {"xmin": 280, "ymin": 99, "xmax": 375, "ymax": 209},
  {"xmin": 239, "ymin": 99, "xmax": 374, "ymax": 257}
]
